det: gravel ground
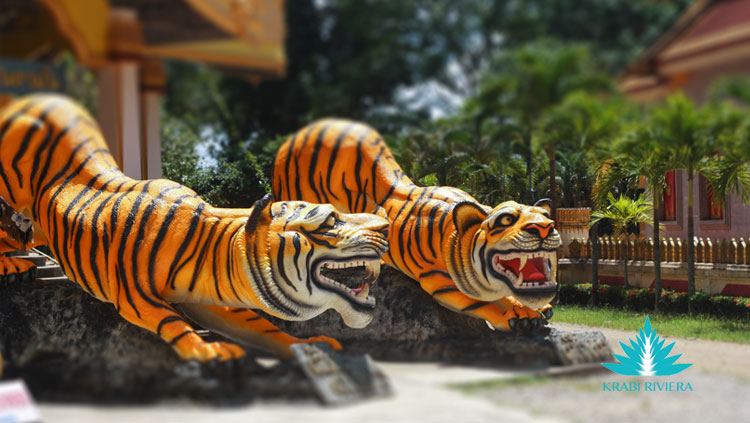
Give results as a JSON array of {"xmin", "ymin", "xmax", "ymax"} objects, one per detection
[
  {"xmin": 469, "ymin": 322, "xmax": 750, "ymax": 423},
  {"xmin": 35, "ymin": 322, "xmax": 750, "ymax": 423}
]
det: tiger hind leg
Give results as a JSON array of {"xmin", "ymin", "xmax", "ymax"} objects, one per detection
[
  {"xmin": 115, "ymin": 296, "xmax": 245, "ymax": 361},
  {"xmin": 179, "ymin": 304, "xmax": 342, "ymax": 359}
]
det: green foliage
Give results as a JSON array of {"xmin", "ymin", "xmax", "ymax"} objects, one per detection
[
  {"xmin": 158, "ymin": 1, "xmax": 692, "ymax": 211},
  {"xmin": 704, "ymin": 108, "xmax": 750, "ymax": 204},
  {"xmin": 553, "ymin": 304, "xmax": 750, "ymax": 344},
  {"xmin": 710, "ymin": 76, "xmax": 750, "ymax": 105},
  {"xmin": 591, "ymin": 192, "xmax": 653, "ymax": 237},
  {"xmin": 161, "ymin": 113, "xmax": 269, "ymax": 208},
  {"xmin": 57, "ymin": 52, "xmax": 98, "ymax": 113},
  {"xmin": 559, "ymin": 283, "xmax": 750, "ymax": 319}
]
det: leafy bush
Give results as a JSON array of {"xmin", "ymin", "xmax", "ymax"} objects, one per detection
[
  {"xmin": 161, "ymin": 113, "xmax": 270, "ymax": 208},
  {"xmin": 558, "ymin": 283, "xmax": 750, "ymax": 318}
]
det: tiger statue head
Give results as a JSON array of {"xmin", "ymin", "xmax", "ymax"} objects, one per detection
[
  {"xmin": 240, "ymin": 194, "xmax": 390, "ymax": 328},
  {"xmin": 445, "ymin": 198, "xmax": 561, "ymax": 309}
]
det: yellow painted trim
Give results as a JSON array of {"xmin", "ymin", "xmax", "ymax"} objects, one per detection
[
  {"xmin": 619, "ymin": 75, "xmax": 661, "ymax": 92},
  {"xmin": 184, "ymin": 0, "xmax": 240, "ymax": 36},
  {"xmin": 37, "ymin": 0, "xmax": 109, "ymax": 67},
  {"xmin": 146, "ymin": 39, "xmax": 285, "ymax": 73},
  {"xmin": 662, "ymin": 24, "xmax": 750, "ymax": 60},
  {"xmin": 660, "ymin": 43, "xmax": 750, "ymax": 75},
  {"xmin": 184, "ymin": 0, "xmax": 285, "ymax": 40}
]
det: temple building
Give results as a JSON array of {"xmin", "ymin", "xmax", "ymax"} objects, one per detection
[
  {"xmin": 0, "ymin": 0, "xmax": 285, "ymax": 179},
  {"xmin": 619, "ymin": 0, "xmax": 750, "ymax": 241}
]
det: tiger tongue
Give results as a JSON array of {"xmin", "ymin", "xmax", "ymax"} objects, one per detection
[{"xmin": 520, "ymin": 257, "xmax": 547, "ymax": 282}]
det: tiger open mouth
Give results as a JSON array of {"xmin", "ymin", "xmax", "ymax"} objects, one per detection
[
  {"xmin": 314, "ymin": 257, "xmax": 380, "ymax": 307},
  {"xmin": 489, "ymin": 250, "xmax": 557, "ymax": 293}
]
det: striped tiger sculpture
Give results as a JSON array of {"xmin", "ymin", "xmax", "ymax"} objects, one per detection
[
  {"xmin": 274, "ymin": 119, "xmax": 561, "ymax": 332},
  {"xmin": 0, "ymin": 95, "xmax": 390, "ymax": 361}
]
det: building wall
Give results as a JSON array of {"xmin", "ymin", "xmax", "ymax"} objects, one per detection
[
  {"xmin": 643, "ymin": 169, "xmax": 750, "ymax": 241},
  {"xmin": 558, "ymin": 259, "xmax": 750, "ymax": 296}
]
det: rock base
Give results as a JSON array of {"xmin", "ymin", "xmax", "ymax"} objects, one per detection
[
  {"xmin": 269, "ymin": 267, "xmax": 607, "ymax": 367},
  {"xmin": 0, "ymin": 279, "xmax": 314, "ymax": 404},
  {"xmin": 0, "ymin": 266, "xmax": 612, "ymax": 403}
]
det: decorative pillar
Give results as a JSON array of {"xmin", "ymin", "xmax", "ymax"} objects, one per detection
[
  {"xmin": 140, "ymin": 60, "xmax": 165, "ymax": 179},
  {"xmin": 96, "ymin": 7, "xmax": 145, "ymax": 179}
]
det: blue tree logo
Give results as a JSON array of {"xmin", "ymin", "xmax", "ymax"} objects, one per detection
[{"xmin": 602, "ymin": 316, "xmax": 692, "ymax": 376}]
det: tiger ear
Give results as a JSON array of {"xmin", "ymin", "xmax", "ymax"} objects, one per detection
[
  {"xmin": 533, "ymin": 198, "xmax": 553, "ymax": 215},
  {"xmin": 246, "ymin": 193, "xmax": 274, "ymax": 234},
  {"xmin": 452, "ymin": 201, "xmax": 489, "ymax": 234}
]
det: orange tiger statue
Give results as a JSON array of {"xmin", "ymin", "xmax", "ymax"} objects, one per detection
[
  {"xmin": 274, "ymin": 119, "xmax": 561, "ymax": 332},
  {"xmin": 0, "ymin": 95, "xmax": 390, "ymax": 361}
]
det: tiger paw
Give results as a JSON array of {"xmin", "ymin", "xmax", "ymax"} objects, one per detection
[
  {"xmin": 176, "ymin": 340, "xmax": 246, "ymax": 362},
  {"xmin": 0, "ymin": 256, "xmax": 36, "ymax": 286},
  {"xmin": 539, "ymin": 304, "xmax": 553, "ymax": 321},
  {"xmin": 492, "ymin": 299, "xmax": 546, "ymax": 333},
  {"xmin": 298, "ymin": 335, "xmax": 343, "ymax": 351}
]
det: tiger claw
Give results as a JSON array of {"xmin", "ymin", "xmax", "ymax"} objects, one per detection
[
  {"xmin": 518, "ymin": 318, "xmax": 529, "ymax": 330},
  {"xmin": 508, "ymin": 318, "xmax": 517, "ymax": 331},
  {"xmin": 542, "ymin": 308, "xmax": 553, "ymax": 320},
  {"xmin": 531, "ymin": 318, "xmax": 540, "ymax": 329}
]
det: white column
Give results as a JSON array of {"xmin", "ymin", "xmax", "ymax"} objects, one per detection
[
  {"xmin": 97, "ymin": 62, "xmax": 142, "ymax": 179},
  {"xmin": 142, "ymin": 91, "xmax": 162, "ymax": 179}
]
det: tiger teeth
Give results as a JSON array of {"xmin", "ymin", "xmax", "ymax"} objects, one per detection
[
  {"xmin": 356, "ymin": 284, "xmax": 370, "ymax": 298},
  {"xmin": 519, "ymin": 255, "xmax": 527, "ymax": 270}
]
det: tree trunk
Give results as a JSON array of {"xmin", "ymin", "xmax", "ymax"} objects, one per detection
[
  {"xmin": 687, "ymin": 171, "xmax": 695, "ymax": 314},
  {"xmin": 547, "ymin": 145, "xmax": 557, "ymax": 218},
  {"xmin": 526, "ymin": 135, "xmax": 535, "ymax": 204},
  {"xmin": 623, "ymin": 242, "xmax": 629, "ymax": 287},
  {"xmin": 589, "ymin": 222, "xmax": 600, "ymax": 306},
  {"xmin": 653, "ymin": 186, "xmax": 662, "ymax": 312}
]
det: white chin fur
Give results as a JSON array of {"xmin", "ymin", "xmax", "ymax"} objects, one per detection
[{"xmin": 340, "ymin": 311, "xmax": 374, "ymax": 328}]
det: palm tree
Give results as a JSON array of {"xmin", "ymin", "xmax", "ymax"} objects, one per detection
[
  {"xmin": 706, "ymin": 119, "xmax": 750, "ymax": 204},
  {"xmin": 539, "ymin": 93, "xmax": 629, "ymax": 305},
  {"xmin": 394, "ymin": 120, "xmax": 471, "ymax": 187},
  {"xmin": 596, "ymin": 126, "xmax": 671, "ymax": 311},
  {"xmin": 651, "ymin": 94, "xmax": 741, "ymax": 313},
  {"xmin": 465, "ymin": 42, "xmax": 611, "ymax": 204},
  {"xmin": 591, "ymin": 193, "xmax": 654, "ymax": 287}
]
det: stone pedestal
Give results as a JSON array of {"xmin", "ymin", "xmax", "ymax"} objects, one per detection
[
  {"xmin": 271, "ymin": 267, "xmax": 611, "ymax": 367},
  {"xmin": 0, "ymin": 279, "xmax": 314, "ymax": 404}
]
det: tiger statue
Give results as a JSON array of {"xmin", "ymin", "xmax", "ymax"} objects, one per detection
[
  {"xmin": 0, "ymin": 95, "xmax": 390, "ymax": 361},
  {"xmin": 273, "ymin": 119, "xmax": 561, "ymax": 332}
]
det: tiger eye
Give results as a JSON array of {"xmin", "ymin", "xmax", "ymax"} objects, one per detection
[{"xmin": 500, "ymin": 215, "xmax": 513, "ymax": 226}]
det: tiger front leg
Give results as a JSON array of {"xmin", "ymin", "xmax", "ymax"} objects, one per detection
[
  {"xmin": 179, "ymin": 304, "xmax": 342, "ymax": 359},
  {"xmin": 419, "ymin": 272, "xmax": 531, "ymax": 332},
  {"xmin": 495, "ymin": 297, "xmax": 553, "ymax": 330},
  {"xmin": 0, "ymin": 232, "xmax": 41, "ymax": 285},
  {"xmin": 115, "ymin": 297, "xmax": 245, "ymax": 361}
]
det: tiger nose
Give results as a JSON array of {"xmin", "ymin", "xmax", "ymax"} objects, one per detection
[{"xmin": 522, "ymin": 222, "xmax": 554, "ymax": 239}]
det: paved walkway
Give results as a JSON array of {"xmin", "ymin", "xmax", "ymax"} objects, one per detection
[
  {"xmin": 37, "ymin": 322, "xmax": 750, "ymax": 423},
  {"xmin": 39, "ymin": 362, "xmax": 557, "ymax": 423}
]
